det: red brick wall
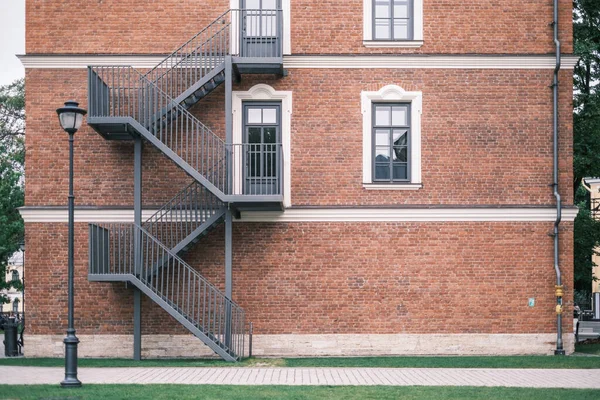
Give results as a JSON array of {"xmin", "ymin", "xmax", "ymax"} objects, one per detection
[
  {"xmin": 25, "ymin": 68, "xmax": 574, "ymax": 207},
  {"xmin": 26, "ymin": 1, "xmax": 573, "ymax": 55},
  {"xmin": 25, "ymin": 221, "xmax": 573, "ymax": 336}
]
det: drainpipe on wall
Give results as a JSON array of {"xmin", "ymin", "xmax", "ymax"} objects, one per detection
[{"xmin": 551, "ymin": 0, "xmax": 565, "ymax": 356}]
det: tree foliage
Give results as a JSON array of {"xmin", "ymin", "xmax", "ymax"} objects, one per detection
[
  {"xmin": 0, "ymin": 78, "xmax": 25, "ymax": 305},
  {"xmin": 573, "ymin": 0, "xmax": 600, "ymax": 294}
]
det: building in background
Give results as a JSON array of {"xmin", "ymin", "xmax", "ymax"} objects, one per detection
[
  {"xmin": 586, "ymin": 178, "xmax": 600, "ymax": 295},
  {"xmin": 20, "ymin": 0, "xmax": 578, "ymax": 359},
  {"xmin": 1, "ymin": 251, "xmax": 23, "ymax": 314}
]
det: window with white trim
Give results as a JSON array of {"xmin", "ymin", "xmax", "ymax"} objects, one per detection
[
  {"xmin": 361, "ymin": 85, "xmax": 422, "ymax": 190},
  {"xmin": 363, "ymin": 0, "xmax": 423, "ymax": 48},
  {"xmin": 232, "ymin": 84, "xmax": 292, "ymax": 206}
]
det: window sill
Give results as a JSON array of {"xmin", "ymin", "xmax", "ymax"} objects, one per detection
[
  {"xmin": 363, "ymin": 40, "xmax": 424, "ymax": 48},
  {"xmin": 363, "ymin": 183, "xmax": 423, "ymax": 191}
]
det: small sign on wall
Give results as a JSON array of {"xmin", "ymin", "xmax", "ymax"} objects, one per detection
[{"xmin": 528, "ymin": 298, "xmax": 535, "ymax": 307}]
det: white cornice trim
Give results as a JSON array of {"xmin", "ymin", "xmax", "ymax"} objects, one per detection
[
  {"xmin": 240, "ymin": 208, "xmax": 579, "ymax": 222},
  {"xmin": 284, "ymin": 55, "xmax": 580, "ymax": 69},
  {"xmin": 19, "ymin": 208, "xmax": 161, "ymax": 223},
  {"xmin": 19, "ymin": 207, "xmax": 579, "ymax": 223},
  {"xmin": 19, "ymin": 54, "xmax": 580, "ymax": 70}
]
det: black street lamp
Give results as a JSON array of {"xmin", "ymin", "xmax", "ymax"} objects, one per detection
[
  {"xmin": 19, "ymin": 241, "xmax": 24, "ymax": 326},
  {"xmin": 56, "ymin": 100, "xmax": 86, "ymax": 388}
]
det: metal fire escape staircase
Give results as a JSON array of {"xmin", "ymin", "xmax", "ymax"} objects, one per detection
[{"xmin": 86, "ymin": 9, "xmax": 284, "ymax": 361}]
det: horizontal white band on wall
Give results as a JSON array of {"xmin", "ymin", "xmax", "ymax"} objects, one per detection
[
  {"xmin": 18, "ymin": 54, "xmax": 580, "ymax": 70},
  {"xmin": 19, "ymin": 206, "xmax": 579, "ymax": 223}
]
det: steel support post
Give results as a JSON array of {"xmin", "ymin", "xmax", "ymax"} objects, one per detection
[{"xmin": 133, "ymin": 138, "xmax": 142, "ymax": 360}]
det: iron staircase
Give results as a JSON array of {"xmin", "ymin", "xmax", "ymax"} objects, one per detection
[{"xmin": 86, "ymin": 8, "xmax": 284, "ymax": 361}]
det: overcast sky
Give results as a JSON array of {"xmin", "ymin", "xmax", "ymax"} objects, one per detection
[{"xmin": 0, "ymin": 0, "xmax": 25, "ymax": 86}]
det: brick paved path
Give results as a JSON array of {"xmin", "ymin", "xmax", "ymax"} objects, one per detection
[{"xmin": 1, "ymin": 367, "xmax": 600, "ymax": 388}]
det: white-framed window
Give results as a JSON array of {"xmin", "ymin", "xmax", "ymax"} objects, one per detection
[
  {"xmin": 363, "ymin": 0, "xmax": 423, "ymax": 48},
  {"xmin": 233, "ymin": 84, "xmax": 292, "ymax": 206},
  {"xmin": 361, "ymin": 85, "xmax": 422, "ymax": 190},
  {"xmin": 231, "ymin": 0, "xmax": 291, "ymax": 55}
]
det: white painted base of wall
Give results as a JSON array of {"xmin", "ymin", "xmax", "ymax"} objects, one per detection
[{"xmin": 26, "ymin": 333, "xmax": 574, "ymax": 358}]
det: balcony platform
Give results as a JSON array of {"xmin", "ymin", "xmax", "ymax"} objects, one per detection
[
  {"xmin": 233, "ymin": 57, "xmax": 284, "ymax": 75},
  {"xmin": 228, "ymin": 195, "xmax": 284, "ymax": 212},
  {"xmin": 87, "ymin": 116, "xmax": 138, "ymax": 141}
]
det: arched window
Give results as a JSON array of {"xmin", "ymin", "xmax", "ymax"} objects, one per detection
[{"xmin": 11, "ymin": 270, "xmax": 19, "ymax": 283}]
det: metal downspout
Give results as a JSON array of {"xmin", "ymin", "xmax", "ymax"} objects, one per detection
[{"xmin": 552, "ymin": 0, "xmax": 565, "ymax": 355}]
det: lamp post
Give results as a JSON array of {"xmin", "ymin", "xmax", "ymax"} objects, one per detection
[
  {"xmin": 56, "ymin": 100, "xmax": 86, "ymax": 388},
  {"xmin": 19, "ymin": 241, "xmax": 24, "ymax": 336}
]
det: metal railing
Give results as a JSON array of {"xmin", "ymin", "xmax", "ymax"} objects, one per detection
[
  {"xmin": 229, "ymin": 143, "xmax": 283, "ymax": 196},
  {"xmin": 89, "ymin": 223, "xmax": 245, "ymax": 359},
  {"xmin": 143, "ymin": 181, "xmax": 225, "ymax": 250},
  {"xmin": 143, "ymin": 9, "xmax": 283, "ymax": 101},
  {"xmin": 89, "ymin": 66, "xmax": 283, "ymax": 197},
  {"xmin": 89, "ymin": 65, "xmax": 229, "ymax": 193}
]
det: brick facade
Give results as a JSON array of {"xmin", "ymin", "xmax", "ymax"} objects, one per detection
[
  {"xmin": 26, "ymin": 1, "xmax": 573, "ymax": 55},
  {"xmin": 23, "ymin": 0, "xmax": 576, "ymax": 357},
  {"xmin": 25, "ymin": 221, "xmax": 574, "ymax": 337},
  {"xmin": 25, "ymin": 68, "xmax": 574, "ymax": 207}
]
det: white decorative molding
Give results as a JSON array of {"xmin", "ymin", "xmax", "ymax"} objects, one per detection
[
  {"xmin": 363, "ymin": 40, "xmax": 424, "ymax": 48},
  {"xmin": 361, "ymin": 84, "xmax": 422, "ymax": 185},
  {"xmin": 19, "ymin": 206, "xmax": 578, "ymax": 223},
  {"xmin": 363, "ymin": 184, "xmax": 422, "ymax": 190},
  {"xmin": 363, "ymin": 0, "xmax": 424, "ymax": 43},
  {"xmin": 240, "ymin": 207, "xmax": 580, "ymax": 222},
  {"xmin": 18, "ymin": 54, "xmax": 581, "ymax": 70},
  {"xmin": 284, "ymin": 55, "xmax": 581, "ymax": 69},
  {"xmin": 18, "ymin": 208, "xmax": 161, "ymax": 223},
  {"xmin": 232, "ymin": 84, "xmax": 293, "ymax": 207}
]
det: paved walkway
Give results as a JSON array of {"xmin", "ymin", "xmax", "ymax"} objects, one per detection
[{"xmin": 1, "ymin": 366, "xmax": 600, "ymax": 388}]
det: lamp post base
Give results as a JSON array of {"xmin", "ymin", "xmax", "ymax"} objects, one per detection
[{"xmin": 61, "ymin": 330, "xmax": 81, "ymax": 388}]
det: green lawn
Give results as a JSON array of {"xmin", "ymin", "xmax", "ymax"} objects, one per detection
[
  {"xmin": 0, "ymin": 385, "xmax": 598, "ymax": 400},
  {"xmin": 0, "ymin": 355, "xmax": 599, "ymax": 368}
]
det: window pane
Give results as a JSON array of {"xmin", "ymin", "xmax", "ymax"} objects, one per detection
[
  {"xmin": 247, "ymin": 127, "xmax": 262, "ymax": 143},
  {"xmin": 375, "ymin": 0, "xmax": 390, "ymax": 18},
  {"xmin": 394, "ymin": 1, "xmax": 409, "ymax": 18},
  {"xmin": 263, "ymin": 127, "xmax": 277, "ymax": 143},
  {"xmin": 391, "ymin": 106, "xmax": 408, "ymax": 126},
  {"xmin": 393, "ymin": 130, "xmax": 408, "ymax": 146},
  {"xmin": 247, "ymin": 108, "xmax": 262, "ymax": 124},
  {"xmin": 375, "ymin": 147, "xmax": 390, "ymax": 162},
  {"xmin": 375, "ymin": 19, "xmax": 391, "ymax": 40},
  {"xmin": 393, "ymin": 147, "xmax": 407, "ymax": 162},
  {"xmin": 375, "ymin": 129, "xmax": 390, "ymax": 146},
  {"xmin": 375, "ymin": 163, "xmax": 390, "ymax": 180},
  {"xmin": 263, "ymin": 108, "xmax": 277, "ymax": 124},
  {"xmin": 393, "ymin": 19, "xmax": 409, "ymax": 40},
  {"xmin": 375, "ymin": 106, "xmax": 391, "ymax": 126},
  {"xmin": 393, "ymin": 164, "xmax": 408, "ymax": 180},
  {"xmin": 262, "ymin": 0, "xmax": 277, "ymax": 9},
  {"xmin": 246, "ymin": 0, "xmax": 260, "ymax": 9}
]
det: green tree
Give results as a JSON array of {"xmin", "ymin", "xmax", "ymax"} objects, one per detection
[
  {"xmin": 573, "ymin": 0, "xmax": 600, "ymax": 295},
  {"xmin": 0, "ymin": 78, "xmax": 25, "ymax": 306}
]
